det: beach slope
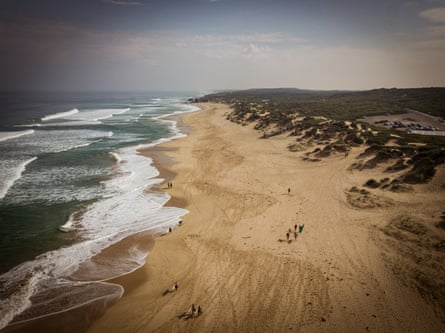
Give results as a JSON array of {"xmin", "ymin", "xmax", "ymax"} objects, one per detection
[{"xmin": 88, "ymin": 103, "xmax": 445, "ymax": 333}]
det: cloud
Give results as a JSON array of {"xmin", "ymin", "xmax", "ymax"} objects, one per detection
[
  {"xmin": 419, "ymin": 7, "xmax": 445, "ymax": 23},
  {"xmin": 187, "ymin": 33, "xmax": 306, "ymax": 47},
  {"xmin": 149, "ymin": 32, "xmax": 306, "ymax": 60},
  {"xmin": 2, "ymin": 19, "xmax": 444, "ymax": 91},
  {"xmin": 101, "ymin": 0, "xmax": 143, "ymax": 6},
  {"xmin": 235, "ymin": 33, "xmax": 306, "ymax": 44},
  {"xmin": 417, "ymin": 7, "xmax": 445, "ymax": 49},
  {"xmin": 242, "ymin": 43, "xmax": 270, "ymax": 59}
]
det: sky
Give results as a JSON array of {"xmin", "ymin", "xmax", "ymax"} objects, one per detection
[{"xmin": 1, "ymin": 0, "xmax": 445, "ymax": 91}]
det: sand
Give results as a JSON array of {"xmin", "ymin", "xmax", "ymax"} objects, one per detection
[{"xmin": 87, "ymin": 103, "xmax": 445, "ymax": 333}]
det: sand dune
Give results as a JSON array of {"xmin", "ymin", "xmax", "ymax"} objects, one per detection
[{"xmin": 88, "ymin": 103, "xmax": 445, "ymax": 333}]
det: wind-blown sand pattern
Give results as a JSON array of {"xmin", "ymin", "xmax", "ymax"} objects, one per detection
[{"xmin": 88, "ymin": 103, "xmax": 445, "ymax": 333}]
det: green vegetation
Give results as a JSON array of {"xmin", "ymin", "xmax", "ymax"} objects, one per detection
[
  {"xmin": 203, "ymin": 87, "xmax": 445, "ymax": 120},
  {"xmin": 356, "ymin": 145, "xmax": 445, "ymax": 186},
  {"xmin": 199, "ymin": 88, "xmax": 445, "ymax": 186},
  {"xmin": 349, "ymin": 186, "xmax": 370, "ymax": 195},
  {"xmin": 363, "ymin": 178, "xmax": 391, "ymax": 190},
  {"xmin": 365, "ymin": 179, "xmax": 381, "ymax": 188},
  {"xmin": 403, "ymin": 147, "xmax": 445, "ymax": 184}
]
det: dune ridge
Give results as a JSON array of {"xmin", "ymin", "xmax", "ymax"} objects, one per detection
[{"xmin": 88, "ymin": 103, "xmax": 445, "ymax": 333}]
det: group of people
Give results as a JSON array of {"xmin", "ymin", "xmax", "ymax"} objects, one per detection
[
  {"xmin": 166, "ymin": 219, "xmax": 183, "ymax": 234},
  {"xmin": 285, "ymin": 223, "xmax": 305, "ymax": 243},
  {"xmin": 163, "ymin": 280, "xmax": 203, "ymax": 320},
  {"xmin": 187, "ymin": 304, "xmax": 203, "ymax": 318},
  {"xmin": 163, "ymin": 180, "xmax": 203, "ymax": 319},
  {"xmin": 177, "ymin": 302, "xmax": 203, "ymax": 320}
]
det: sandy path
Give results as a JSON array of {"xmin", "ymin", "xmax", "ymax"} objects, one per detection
[{"xmin": 88, "ymin": 103, "xmax": 445, "ymax": 333}]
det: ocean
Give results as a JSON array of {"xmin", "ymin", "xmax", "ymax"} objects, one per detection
[{"xmin": 0, "ymin": 91, "xmax": 200, "ymax": 330}]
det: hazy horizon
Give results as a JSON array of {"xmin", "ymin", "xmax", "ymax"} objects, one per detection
[
  {"xmin": 1, "ymin": 86, "xmax": 444, "ymax": 94},
  {"xmin": 1, "ymin": 0, "xmax": 445, "ymax": 91}
]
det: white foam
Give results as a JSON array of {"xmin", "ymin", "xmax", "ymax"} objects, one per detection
[
  {"xmin": 38, "ymin": 108, "xmax": 130, "ymax": 127},
  {"xmin": 132, "ymin": 104, "xmax": 156, "ymax": 108},
  {"xmin": 70, "ymin": 243, "xmax": 151, "ymax": 282},
  {"xmin": 109, "ymin": 152, "xmax": 122, "ymax": 163},
  {"xmin": 0, "ymin": 157, "xmax": 37, "ymax": 200},
  {"xmin": 0, "ymin": 146, "xmax": 187, "ymax": 328},
  {"xmin": 6, "ymin": 165, "xmax": 104, "ymax": 205},
  {"xmin": 14, "ymin": 124, "xmax": 42, "ymax": 128},
  {"xmin": 9, "ymin": 281, "xmax": 124, "ymax": 326},
  {"xmin": 67, "ymin": 108, "xmax": 130, "ymax": 122},
  {"xmin": 58, "ymin": 214, "xmax": 75, "ymax": 232},
  {"xmin": 41, "ymin": 109, "xmax": 79, "ymax": 122},
  {"xmin": 128, "ymin": 244, "xmax": 149, "ymax": 267},
  {"xmin": 95, "ymin": 108, "xmax": 130, "ymax": 121},
  {"xmin": 70, "ymin": 140, "xmax": 100, "ymax": 150},
  {"xmin": 137, "ymin": 104, "xmax": 201, "ymax": 150},
  {"xmin": 0, "ymin": 270, "xmax": 44, "ymax": 329},
  {"xmin": 0, "ymin": 198, "xmax": 186, "ymax": 329},
  {"xmin": 152, "ymin": 104, "xmax": 200, "ymax": 121},
  {"xmin": 0, "ymin": 245, "xmax": 126, "ymax": 328},
  {"xmin": 0, "ymin": 98, "xmax": 199, "ymax": 328},
  {"xmin": 0, "ymin": 130, "xmax": 34, "ymax": 143},
  {"xmin": 37, "ymin": 120, "xmax": 99, "ymax": 127},
  {"xmin": 19, "ymin": 129, "xmax": 112, "ymax": 154}
]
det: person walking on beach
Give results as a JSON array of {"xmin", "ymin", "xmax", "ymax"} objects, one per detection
[
  {"xmin": 197, "ymin": 305, "xmax": 202, "ymax": 316},
  {"xmin": 288, "ymin": 187, "xmax": 291, "ymax": 194},
  {"xmin": 179, "ymin": 304, "xmax": 198, "ymax": 320},
  {"xmin": 294, "ymin": 223, "xmax": 298, "ymax": 231},
  {"xmin": 299, "ymin": 224, "xmax": 305, "ymax": 233},
  {"xmin": 162, "ymin": 281, "xmax": 178, "ymax": 296},
  {"xmin": 286, "ymin": 232, "xmax": 290, "ymax": 242},
  {"xmin": 294, "ymin": 231, "xmax": 297, "ymax": 240},
  {"xmin": 193, "ymin": 306, "xmax": 199, "ymax": 317}
]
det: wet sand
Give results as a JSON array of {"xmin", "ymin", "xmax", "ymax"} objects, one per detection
[{"xmin": 85, "ymin": 102, "xmax": 445, "ymax": 332}]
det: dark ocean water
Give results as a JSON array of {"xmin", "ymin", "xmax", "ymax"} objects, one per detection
[{"xmin": 0, "ymin": 91, "xmax": 200, "ymax": 329}]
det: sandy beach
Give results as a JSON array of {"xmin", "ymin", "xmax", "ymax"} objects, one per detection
[{"xmin": 87, "ymin": 102, "xmax": 445, "ymax": 333}]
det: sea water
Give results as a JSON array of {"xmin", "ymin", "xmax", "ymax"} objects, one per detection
[{"xmin": 0, "ymin": 91, "xmax": 200, "ymax": 329}]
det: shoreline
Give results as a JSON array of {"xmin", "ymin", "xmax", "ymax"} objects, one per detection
[
  {"xmin": 87, "ymin": 102, "xmax": 445, "ymax": 333},
  {"xmin": 0, "ymin": 106, "xmax": 199, "ymax": 333},
  {"xmin": 104, "ymin": 110, "xmax": 199, "ymax": 304},
  {"xmin": 7, "ymin": 102, "xmax": 444, "ymax": 332}
]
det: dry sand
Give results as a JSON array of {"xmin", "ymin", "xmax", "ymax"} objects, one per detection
[{"xmin": 87, "ymin": 103, "xmax": 445, "ymax": 333}]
